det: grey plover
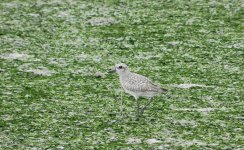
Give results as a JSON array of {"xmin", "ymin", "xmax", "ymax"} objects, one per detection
[{"xmin": 110, "ymin": 63, "xmax": 167, "ymax": 119}]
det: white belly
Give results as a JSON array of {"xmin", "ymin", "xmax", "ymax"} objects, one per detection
[{"xmin": 122, "ymin": 86, "xmax": 157, "ymax": 98}]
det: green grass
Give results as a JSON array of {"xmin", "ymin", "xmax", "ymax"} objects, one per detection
[{"xmin": 0, "ymin": 0, "xmax": 243, "ymax": 149}]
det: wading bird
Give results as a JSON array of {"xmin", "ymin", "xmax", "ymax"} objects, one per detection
[{"xmin": 109, "ymin": 63, "xmax": 167, "ymax": 120}]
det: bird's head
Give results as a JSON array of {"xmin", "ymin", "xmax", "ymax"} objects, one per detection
[{"xmin": 109, "ymin": 63, "xmax": 128, "ymax": 75}]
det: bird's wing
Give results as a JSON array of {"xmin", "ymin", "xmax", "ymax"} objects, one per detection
[{"xmin": 122, "ymin": 73, "xmax": 165, "ymax": 93}]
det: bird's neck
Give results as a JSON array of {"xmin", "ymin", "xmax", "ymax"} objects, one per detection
[{"xmin": 119, "ymin": 70, "xmax": 131, "ymax": 79}]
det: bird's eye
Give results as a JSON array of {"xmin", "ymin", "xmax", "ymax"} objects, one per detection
[{"xmin": 118, "ymin": 66, "xmax": 123, "ymax": 69}]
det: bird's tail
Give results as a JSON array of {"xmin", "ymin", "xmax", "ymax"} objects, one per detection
[{"xmin": 159, "ymin": 87, "xmax": 168, "ymax": 93}]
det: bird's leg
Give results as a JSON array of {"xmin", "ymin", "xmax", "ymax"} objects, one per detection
[
  {"xmin": 120, "ymin": 91, "xmax": 123, "ymax": 116},
  {"xmin": 134, "ymin": 96, "xmax": 140, "ymax": 121},
  {"xmin": 140, "ymin": 97, "xmax": 153, "ymax": 117}
]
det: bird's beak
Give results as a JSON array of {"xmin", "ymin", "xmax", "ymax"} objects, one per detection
[{"xmin": 108, "ymin": 68, "xmax": 116, "ymax": 73}]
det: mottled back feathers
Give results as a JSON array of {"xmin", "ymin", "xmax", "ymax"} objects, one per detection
[{"xmin": 120, "ymin": 72, "xmax": 167, "ymax": 93}]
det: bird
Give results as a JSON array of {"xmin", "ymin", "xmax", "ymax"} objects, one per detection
[{"xmin": 109, "ymin": 63, "xmax": 167, "ymax": 120}]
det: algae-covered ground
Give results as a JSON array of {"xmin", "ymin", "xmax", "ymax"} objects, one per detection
[{"xmin": 0, "ymin": 0, "xmax": 243, "ymax": 149}]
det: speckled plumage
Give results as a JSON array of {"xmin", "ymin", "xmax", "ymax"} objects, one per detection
[
  {"xmin": 114, "ymin": 63, "xmax": 167, "ymax": 99},
  {"xmin": 112, "ymin": 63, "xmax": 167, "ymax": 119},
  {"xmin": 119, "ymin": 71, "xmax": 167, "ymax": 99}
]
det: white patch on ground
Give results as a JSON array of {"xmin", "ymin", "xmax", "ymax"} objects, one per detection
[
  {"xmin": 207, "ymin": 39, "xmax": 221, "ymax": 43},
  {"xmin": 180, "ymin": 139, "xmax": 207, "ymax": 146},
  {"xmin": 45, "ymin": 0, "xmax": 66, "ymax": 5},
  {"xmin": 170, "ymin": 106, "xmax": 222, "ymax": 115},
  {"xmin": 185, "ymin": 17, "xmax": 200, "ymax": 26},
  {"xmin": 48, "ymin": 58, "xmax": 67, "ymax": 67},
  {"xmin": 104, "ymin": 127, "xmax": 114, "ymax": 132},
  {"xmin": 104, "ymin": 128, "xmax": 117, "ymax": 142},
  {"xmin": 75, "ymin": 53, "xmax": 102, "ymax": 63},
  {"xmin": 224, "ymin": 65, "xmax": 240, "ymax": 73},
  {"xmin": 55, "ymin": 10, "xmax": 75, "ymax": 22},
  {"xmin": 1, "ymin": 114, "xmax": 13, "ymax": 121},
  {"xmin": 17, "ymin": 63, "xmax": 32, "ymax": 71},
  {"xmin": 171, "ymin": 84, "xmax": 214, "ymax": 89},
  {"xmin": 232, "ymin": 116, "xmax": 244, "ymax": 120},
  {"xmin": 62, "ymin": 36, "xmax": 83, "ymax": 47},
  {"xmin": 214, "ymin": 119, "xmax": 227, "ymax": 127},
  {"xmin": 56, "ymin": 145, "xmax": 65, "ymax": 150},
  {"xmin": 171, "ymin": 107, "xmax": 215, "ymax": 112},
  {"xmin": 158, "ymin": 145, "xmax": 171, "ymax": 149},
  {"xmin": 108, "ymin": 133, "xmax": 117, "ymax": 142},
  {"xmin": 87, "ymin": 37, "xmax": 100, "ymax": 46},
  {"xmin": 135, "ymin": 52, "xmax": 160, "ymax": 60},
  {"xmin": 76, "ymin": 53, "xmax": 89, "ymax": 60},
  {"xmin": 1, "ymin": 36, "xmax": 28, "ymax": 47},
  {"xmin": 2, "ymin": 92, "xmax": 12, "ymax": 95},
  {"xmin": 167, "ymin": 41, "xmax": 181, "ymax": 46},
  {"xmin": 165, "ymin": 138, "xmax": 206, "ymax": 146},
  {"xmin": 234, "ymin": 128, "xmax": 243, "ymax": 132},
  {"xmin": 173, "ymin": 119, "xmax": 197, "ymax": 127},
  {"xmin": 17, "ymin": 64, "xmax": 55, "ymax": 76},
  {"xmin": 186, "ymin": 18, "xmax": 195, "ymax": 25},
  {"xmin": 182, "ymin": 53, "xmax": 197, "ymax": 60},
  {"xmin": 28, "ymin": 13, "xmax": 40, "ymax": 18},
  {"xmin": 1, "ymin": 2, "xmax": 19, "ymax": 8},
  {"xmin": 26, "ymin": 67, "xmax": 55, "ymax": 76},
  {"xmin": 127, "ymin": 137, "xmax": 142, "ymax": 144},
  {"xmin": 69, "ymin": 67, "xmax": 96, "ymax": 76},
  {"xmin": 199, "ymin": 29, "xmax": 210, "ymax": 34},
  {"xmin": 0, "ymin": 53, "xmax": 31, "ymax": 60},
  {"xmin": 145, "ymin": 138, "xmax": 162, "ymax": 144},
  {"xmin": 227, "ymin": 43, "xmax": 244, "ymax": 49},
  {"xmin": 93, "ymin": 56, "xmax": 102, "ymax": 62},
  {"xmin": 160, "ymin": 129, "xmax": 173, "ymax": 136},
  {"xmin": 0, "ymin": 68, "xmax": 5, "ymax": 72},
  {"xmin": 57, "ymin": 11, "xmax": 71, "ymax": 18},
  {"xmin": 203, "ymin": 95, "xmax": 213, "ymax": 101},
  {"xmin": 88, "ymin": 17, "xmax": 118, "ymax": 26}
]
